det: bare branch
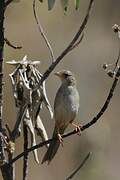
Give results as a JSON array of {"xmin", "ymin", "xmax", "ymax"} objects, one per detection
[
  {"xmin": 80, "ymin": 69, "xmax": 120, "ymax": 131},
  {"xmin": 34, "ymin": 0, "xmax": 94, "ymax": 91},
  {"xmin": 5, "ymin": 0, "xmax": 14, "ymax": 7},
  {"xmin": 33, "ymin": 0, "xmax": 55, "ymax": 62},
  {"xmin": 66, "ymin": 152, "xmax": 91, "ymax": 180},
  {"xmin": 0, "ymin": 1, "xmax": 6, "ymax": 176},
  {"xmin": 1, "ymin": 163, "xmax": 14, "ymax": 180},
  {"xmin": 7, "ymin": 66, "xmax": 120, "ymax": 165},
  {"xmin": 69, "ymin": 33, "xmax": 84, "ymax": 51},
  {"xmin": 7, "ymin": 153, "xmax": 15, "ymax": 180},
  {"xmin": 4, "ymin": 38, "xmax": 22, "ymax": 50},
  {"xmin": 23, "ymin": 123, "xmax": 29, "ymax": 180},
  {"xmin": 113, "ymin": 47, "xmax": 120, "ymax": 72}
]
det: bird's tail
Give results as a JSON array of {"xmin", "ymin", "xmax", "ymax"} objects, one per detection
[{"xmin": 41, "ymin": 127, "xmax": 65, "ymax": 164}]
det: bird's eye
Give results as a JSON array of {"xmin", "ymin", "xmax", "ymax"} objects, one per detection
[{"xmin": 63, "ymin": 73, "xmax": 69, "ymax": 78}]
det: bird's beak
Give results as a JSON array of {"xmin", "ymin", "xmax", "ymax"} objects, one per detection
[{"xmin": 54, "ymin": 72, "xmax": 61, "ymax": 77}]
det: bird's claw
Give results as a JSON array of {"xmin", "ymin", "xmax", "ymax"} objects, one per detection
[
  {"xmin": 75, "ymin": 126, "xmax": 81, "ymax": 136},
  {"xmin": 57, "ymin": 133, "xmax": 63, "ymax": 146},
  {"xmin": 70, "ymin": 122, "xmax": 81, "ymax": 136}
]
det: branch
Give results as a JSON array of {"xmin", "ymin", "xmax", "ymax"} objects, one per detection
[
  {"xmin": 33, "ymin": 0, "xmax": 55, "ymax": 62},
  {"xmin": 4, "ymin": 38, "xmax": 22, "ymax": 50},
  {"xmin": 66, "ymin": 152, "xmax": 91, "ymax": 180},
  {"xmin": 34, "ymin": 0, "xmax": 94, "ymax": 91},
  {"xmin": 113, "ymin": 47, "xmax": 120, "ymax": 72},
  {"xmin": 69, "ymin": 33, "xmax": 84, "ymax": 51},
  {"xmin": 5, "ymin": 0, "xmax": 14, "ymax": 7},
  {"xmin": 1, "ymin": 163, "xmax": 14, "ymax": 180},
  {"xmin": 0, "ymin": 1, "xmax": 7, "ymax": 177},
  {"xmin": 7, "ymin": 66, "xmax": 120, "ymax": 165},
  {"xmin": 23, "ymin": 123, "xmax": 29, "ymax": 180},
  {"xmin": 7, "ymin": 153, "xmax": 15, "ymax": 180}
]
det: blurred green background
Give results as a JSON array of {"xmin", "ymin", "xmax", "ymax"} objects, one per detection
[{"xmin": 1, "ymin": 0, "xmax": 120, "ymax": 179}]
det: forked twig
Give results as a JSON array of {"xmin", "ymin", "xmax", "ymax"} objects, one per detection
[
  {"xmin": 33, "ymin": 0, "xmax": 55, "ymax": 62},
  {"xmin": 34, "ymin": 0, "xmax": 94, "ymax": 90},
  {"xmin": 66, "ymin": 152, "xmax": 91, "ymax": 180}
]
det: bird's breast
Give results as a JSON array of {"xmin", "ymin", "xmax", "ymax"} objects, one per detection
[{"xmin": 54, "ymin": 85, "xmax": 79, "ymax": 127}]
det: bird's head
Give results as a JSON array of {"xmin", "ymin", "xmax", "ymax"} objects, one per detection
[{"xmin": 54, "ymin": 70, "xmax": 76, "ymax": 85}]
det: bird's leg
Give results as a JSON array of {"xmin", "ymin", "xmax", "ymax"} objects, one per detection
[
  {"xmin": 70, "ymin": 122, "xmax": 81, "ymax": 135},
  {"xmin": 57, "ymin": 132, "xmax": 63, "ymax": 147},
  {"xmin": 57, "ymin": 133, "xmax": 63, "ymax": 146}
]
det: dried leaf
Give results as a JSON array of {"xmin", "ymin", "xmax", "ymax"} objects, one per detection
[
  {"xmin": 35, "ymin": 116, "xmax": 49, "ymax": 148},
  {"xmin": 34, "ymin": 68, "xmax": 53, "ymax": 119},
  {"xmin": 24, "ymin": 110, "xmax": 39, "ymax": 164},
  {"xmin": 41, "ymin": 81, "xmax": 53, "ymax": 119},
  {"xmin": 6, "ymin": 60, "xmax": 20, "ymax": 66},
  {"xmin": 19, "ymin": 69, "xmax": 30, "ymax": 90},
  {"xmin": 12, "ymin": 103, "xmax": 28, "ymax": 140}
]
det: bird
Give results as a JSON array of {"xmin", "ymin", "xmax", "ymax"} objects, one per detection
[{"xmin": 42, "ymin": 70, "xmax": 80, "ymax": 164}]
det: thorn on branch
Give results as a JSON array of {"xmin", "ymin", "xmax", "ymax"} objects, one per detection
[{"xmin": 4, "ymin": 38, "xmax": 22, "ymax": 50}]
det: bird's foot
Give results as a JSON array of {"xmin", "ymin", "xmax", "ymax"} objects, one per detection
[
  {"xmin": 70, "ymin": 122, "xmax": 81, "ymax": 136},
  {"xmin": 57, "ymin": 133, "xmax": 63, "ymax": 147}
]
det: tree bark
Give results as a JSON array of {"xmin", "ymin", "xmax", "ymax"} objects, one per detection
[
  {"xmin": 0, "ymin": 1, "xmax": 14, "ymax": 180},
  {"xmin": 0, "ymin": 0, "xmax": 5, "ymax": 164}
]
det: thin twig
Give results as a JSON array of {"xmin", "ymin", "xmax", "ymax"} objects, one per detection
[
  {"xmin": 4, "ymin": 38, "xmax": 22, "ymax": 50},
  {"xmin": 23, "ymin": 123, "xmax": 29, "ymax": 180},
  {"xmin": 33, "ymin": 0, "xmax": 55, "ymax": 62},
  {"xmin": 34, "ymin": 0, "xmax": 94, "ymax": 91},
  {"xmin": 66, "ymin": 152, "xmax": 91, "ymax": 180},
  {"xmin": 113, "ymin": 47, "xmax": 120, "ymax": 72},
  {"xmin": 69, "ymin": 33, "xmax": 84, "ymax": 51},
  {"xmin": 7, "ymin": 66, "xmax": 120, "ymax": 165}
]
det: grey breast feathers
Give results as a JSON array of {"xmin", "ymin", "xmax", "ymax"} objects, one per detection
[{"xmin": 54, "ymin": 84, "xmax": 79, "ymax": 127}]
